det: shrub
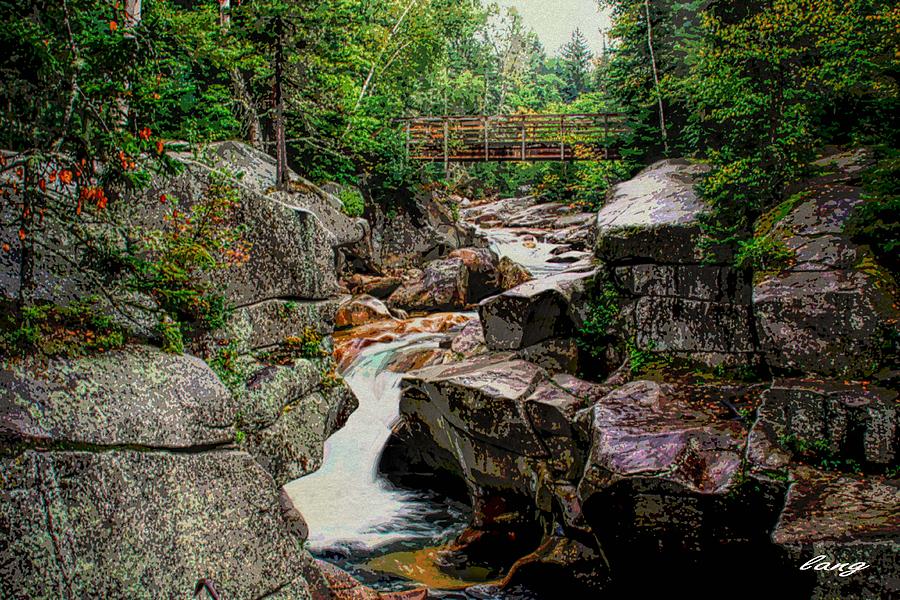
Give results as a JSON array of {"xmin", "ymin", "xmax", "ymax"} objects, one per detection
[
  {"xmin": 121, "ymin": 169, "xmax": 249, "ymax": 344},
  {"xmin": 734, "ymin": 235, "xmax": 794, "ymax": 272},
  {"xmin": 576, "ymin": 282, "xmax": 620, "ymax": 359},
  {"xmin": 339, "ymin": 187, "xmax": 366, "ymax": 218},
  {"xmin": 845, "ymin": 152, "xmax": 900, "ymax": 275},
  {"xmin": 0, "ymin": 299, "xmax": 126, "ymax": 359}
]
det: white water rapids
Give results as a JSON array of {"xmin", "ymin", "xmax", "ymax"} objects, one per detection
[{"xmin": 285, "ymin": 225, "xmax": 575, "ymax": 558}]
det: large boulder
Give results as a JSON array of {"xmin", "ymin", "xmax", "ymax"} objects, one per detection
[
  {"xmin": 0, "ymin": 346, "xmax": 235, "ymax": 447},
  {"xmin": 140, "ymin": 156, "xmax": 340, "ymax": 306},
  {"xmin": 387, "ymin": 257, "xmax": 469, "ymax": 312},
  {"xmin": 365, "ymin": 190, "xmax": 481, "ymax": 271},
  {"xmin": 449, "ymin": 247, "xmax": 503, "ymax": 302},
  {"xmin": 0, "ymin": 344, "xmax": 357, "ymax": 599},
  {"xmin": 198, "ymin": 141, "xmax": 367, "ymax": 248},
  {"xmin": 479, "ymin": 268, "xmax": 596, "ymax": 351},
  {"xmin": 0, "ymin": 449, "xmax": 328, "ymax": 600},
  {"xmin": 595, "ymin": 159, "xmax": 755, "ymax": 367},
  {"xmin": 595, "ymin": 159, "xmax": 712, "ymax": 263},
  {"xmin": 752, "ymin": 183, "xmax": 898, "ymax": 377},
  {"xmin": 247, "ymin": 383, "xmax": 357, "ymax": 486},
  {"xmin": 193, "ymin": 297, "xmax": 341, "ymax": 357}
]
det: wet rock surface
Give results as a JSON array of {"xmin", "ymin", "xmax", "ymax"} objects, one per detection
[
  {"xmin": 381, "ymin": 151, "xmax": 899, "ymax": 597},
  {"xmin": 479, "ymin": 268, "xmax": 595, "ymax": 352}
]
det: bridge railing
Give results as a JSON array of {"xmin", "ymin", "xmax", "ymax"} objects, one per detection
[{"xmin": 398, "ymin": 113, "xmax": 628, "ymax": 163}]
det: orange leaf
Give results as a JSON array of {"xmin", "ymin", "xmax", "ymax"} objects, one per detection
[{"xmin": 109, "ymin": 20, "xmax": 118, "ymax": 32}]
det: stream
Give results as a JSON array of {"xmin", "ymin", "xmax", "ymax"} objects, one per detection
[{"xmin": 285, "ymin": 224, "xmax": 576, "ymax": 593}]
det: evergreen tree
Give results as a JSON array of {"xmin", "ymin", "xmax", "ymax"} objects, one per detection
[{"xmin": 559, "ymin": 28, "xmax": 593, "ymax": 101}]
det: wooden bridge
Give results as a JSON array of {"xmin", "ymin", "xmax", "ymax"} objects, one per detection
[{"xmin": 400, "ymin": 113, "xmax": 627, "ymax": 163}]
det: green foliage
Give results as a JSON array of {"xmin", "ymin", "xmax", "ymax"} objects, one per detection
[
  {"xmin": 601, "ymin": 0, "xmax": 900, "ymax": 253},
  {"xmin": 535, "ymin": 160, "xmax": 635, "ymax": 211},
  {"xmin": 576, "ymin": 282, "xmax": 621, "ymax": 358},
  {"xmin": 845, "ymin": 150, "xmax": 900, "ymax": 274},
  {"xmin": 209, "ymin": 340, "xmax": 249, "ymax": 393},
  {"xmin": 0, "ymin": 299, "xmax": 126, "ymax": 359},
  {"xmin": 339, "ymin": 187, "xmax": 366, "ymax": 218},
  {"xmin": 157, "ymin": 317, "xmax": 184, "ymax": 355},
  {"xmin": 122, "ymin": 169, "xmax": 246, "ymax": 340},
  {"xmin": 734, "ymin": 235, "xmax": 795, "ymax": 272},
  {"xmin": 627, "ymin": 338, "xmax": 659, "ymax": 375},
  {"xmin": 559, "ymin": 28, "xmax": 595, "ymax": 102}
]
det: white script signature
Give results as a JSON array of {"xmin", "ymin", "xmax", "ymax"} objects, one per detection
[{"xmin": 800, "ymin": 555, "xmax": 870, "ymax": 577}]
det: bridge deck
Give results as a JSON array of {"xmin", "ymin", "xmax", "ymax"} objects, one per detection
[{"xmin": 399, "ymin": 113, "xmax": 627, "ymax": 163}]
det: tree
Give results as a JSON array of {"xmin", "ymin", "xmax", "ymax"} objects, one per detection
[{"xmin": 559, "ymin": 28, "xmax": 593, "ymax": 101}]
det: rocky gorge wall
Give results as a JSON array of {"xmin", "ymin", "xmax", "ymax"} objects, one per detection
[
  {"xmin": 0, "ymin": 142, "xmax": 416, "ymax": 599},
  {"xmin": 381, "ymin": 152, "xmax": 899, "ymax": 598}
]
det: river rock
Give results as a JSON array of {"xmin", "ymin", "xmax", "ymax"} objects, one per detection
[
  {"xmin": 0, "ymin": 345, "xmax": 235, "ymax": 447},
  {"xmin": 335, "ymin": 295, "xmax": 396, "ymax": 329},
  {"xmin": 772, "ymin": 467, "xmax": 899, "ymax": 599},
  {"xmin": 517, "ymin": 337, "xmax": 579, "ymax": 374},
  {"xmin": 479, "ymin": 268, "xmax": 596, "ymax": 351},
  {"xmin": 387, "ymin": 257, "xmax": 469, "ymax": 311},
  {"xmin": 579, "ymin": 381, "xmax": 747, "ymax": 498},
  {"xmin": 345, "ymin": 273, "xmax": 404, "ymax": 299},
  {"xmin": 450, "ymin": 319, "xmax": 487, "ymax": 356},
  {"xmin": 449, "ymin": 247, "xmax": 503, "ymax": 301},
  {"xmin": 752, "ymin": 190, "xmax": 898, "ymax": 377},
  {"xmin": 367, "ymin": 190, "xmax": 481, "ymax": 270},
  {"xmin": 496, "ymin": 256, "xmax": 533, "ymax": 289},
  {"xmin": 595, "ymin": 159, "xmax": 713, "ymax": 263}
]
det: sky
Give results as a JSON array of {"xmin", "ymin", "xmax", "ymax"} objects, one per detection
[{"xmin": 493, "ymin": 0, "xmax": 612, "ymax": 57}]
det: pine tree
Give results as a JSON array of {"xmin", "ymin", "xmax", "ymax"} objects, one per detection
[{"xmin": 559, "ymin": 28, "xmax": 593, "ymax": 101}]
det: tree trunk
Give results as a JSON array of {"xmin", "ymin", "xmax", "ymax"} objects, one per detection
[
  {"xmin": 274, "ymin": 19, "xmax": 289, "ymax": 190},
  {"xmin": 124, "ymin": 0, "xmax": 141, "ymax": 36},
  {"xmin": 644, "ymin": 0, "xmax": 669, "ymax": 155},
  {"xmin": 219, "ymin": 0, "xmax": 230, "ymax": 28}
]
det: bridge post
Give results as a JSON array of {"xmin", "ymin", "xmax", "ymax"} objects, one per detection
[
  {"xmin": 443, "ymin": 119, "xmax": 449, "ymax": 175},
  {"xmin": 560, "ymin": 115, "xmax": 565, "ymax": 160},
  {"xmin": 520, "ymin": 117, "xmax": 526, "ymax": 161},
  {"xmin": 484, "ymin": 116, "xmax": 489, "ymax": 162},
  {"xmin": 604, "ymin": 113, "xmax": 609, "ymax": 159},
  {"xmin": 405, "ymin": 121, "xmax": 410, "ymax": 157}
]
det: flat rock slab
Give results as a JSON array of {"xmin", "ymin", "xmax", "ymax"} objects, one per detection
[
  {"xmin": 595, "ymin": 159, "xmax": 711, "ymax": 263},
  {"xmin": 0, "ymin": 345, "xmax": 234, "ymax": 448}
]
